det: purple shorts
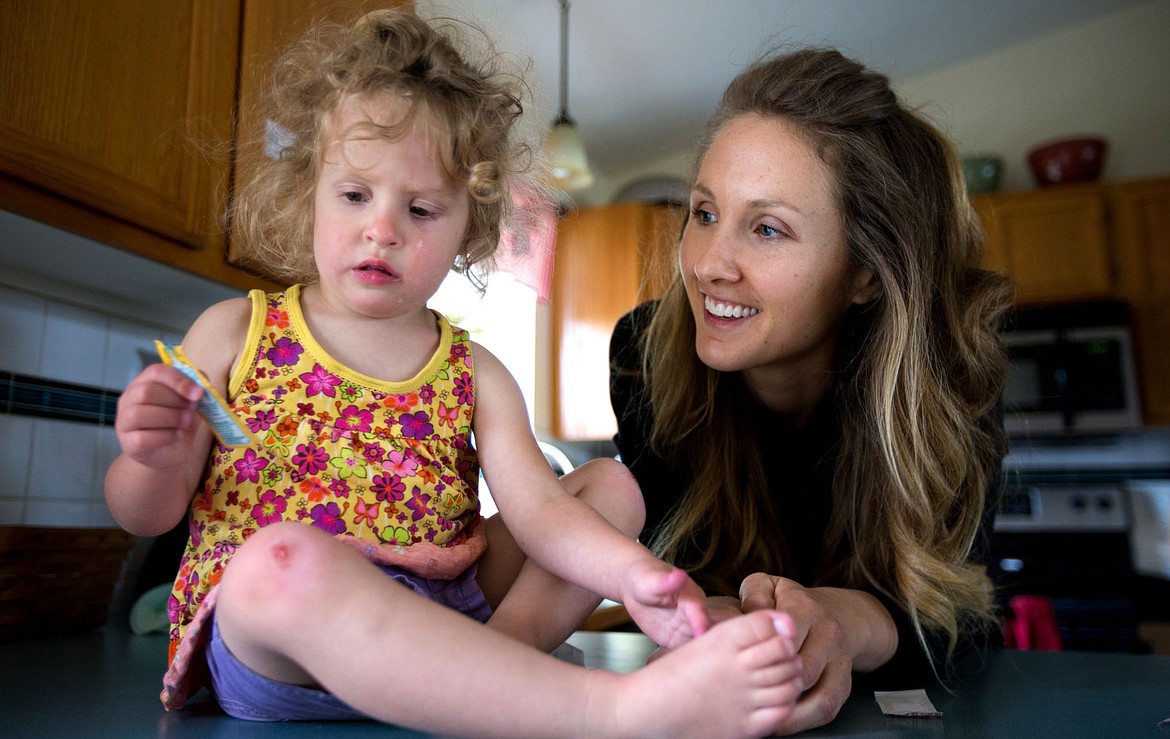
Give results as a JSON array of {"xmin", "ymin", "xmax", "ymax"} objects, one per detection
[{"xmin": 205, "ymin": 562, "xmax": 492, "ymax": 721}]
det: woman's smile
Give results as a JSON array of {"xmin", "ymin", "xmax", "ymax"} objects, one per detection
[{"xmin": 704, "ymin": 294, "xmax": 759, "ymax": 319}]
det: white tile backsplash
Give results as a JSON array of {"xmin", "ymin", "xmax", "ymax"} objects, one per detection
[
  {"xmin": 88, "ymin": 500, "xmax": 118, "ymax": 528},
  {"xmin": 0, "ymin": 284, "xmax": 46, "ymax": 375},
  {"xmin": 0, "ymin": 253, "xmax": 225, "ymax": 526},
  {"xmin": 41, "ymin": 301, "xmax": 108, "ymax": 386},
  {"xmin": 28, "ymin": 418, "xmax": 102, "ymax": 501},
  {"xmin": 0, "ymin": 284, "xmax": 193, "ymax": 527},
  {"xmin": 0, "ymin": 414, "xmax": 34, "ymax": 499},
  {"xmin": 104, "ymin": 317, "xmax": 165, "ymax": 391},
  {"xmin": 1, "ymin": 213, "xmax": 238, "ymax": 532},
  {"xmin": 0, "ymin": 498, "xmax": 25, "ymax": 525},
  {"xmin": 96, "ymin": 426, "xmax": 121, "ymax": 496},
  {"xmin": 25, "ymin": 498, "xmax": 91, "ymax": 527}
]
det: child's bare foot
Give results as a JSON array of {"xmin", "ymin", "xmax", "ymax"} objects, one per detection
[{"xmin": 587, "ymin": 610, "xmax": 801, "ymax": 738}]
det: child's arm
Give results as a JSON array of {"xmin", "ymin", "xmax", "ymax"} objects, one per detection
[
  {"xmin": 104, "ymin": 297, "xmax": 251, "ymax": 536},
  {"xmin": 471, "ymin": 345, "xmax": 709, "ymax": 649}
]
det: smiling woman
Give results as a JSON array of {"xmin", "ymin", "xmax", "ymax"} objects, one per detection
[{"xmin": 607, "ymin": 46, "xmax": 1014, "ymax": 734}]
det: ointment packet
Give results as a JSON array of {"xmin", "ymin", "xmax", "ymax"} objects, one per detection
[{"xmin": 155, "ymin": 340, "xmax": 258, "ymax": 448}]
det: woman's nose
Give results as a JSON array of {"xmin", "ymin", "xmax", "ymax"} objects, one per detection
[{"xmin": 689, "ymin": 226, "xmax": 740, "ymax": 283}]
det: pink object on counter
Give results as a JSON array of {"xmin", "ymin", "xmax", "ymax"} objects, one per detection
[{"xmin": 1003, "ymin": 594, "xmax": 1064, "ymax": 651}]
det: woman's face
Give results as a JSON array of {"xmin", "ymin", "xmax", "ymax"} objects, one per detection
[{"xmin": 680, "ymin": 113, "xmax": 875, "ymax": 411}]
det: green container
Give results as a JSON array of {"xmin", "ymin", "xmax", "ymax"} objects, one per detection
[{"xmin": 962, "ymin": 155, "xmax": 1003, "ymax": 194}]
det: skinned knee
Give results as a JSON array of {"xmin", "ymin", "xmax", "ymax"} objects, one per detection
[{"xmin": 218, "ymin": 522, "xmax": 345, "ymax": 628}]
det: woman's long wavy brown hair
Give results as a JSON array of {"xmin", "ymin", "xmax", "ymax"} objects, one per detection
[
  {"xmin": 643, "ymin": 48, "xmax": 1014, "ymax": 662},
  {"xmin": 231, "ymin": 10, "xmax": 532, "ymax": 286}
]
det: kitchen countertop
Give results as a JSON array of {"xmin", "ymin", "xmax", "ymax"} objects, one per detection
[{"xmin": 3, "ymin": 626, "xmax": 1169, "ymax": 737}]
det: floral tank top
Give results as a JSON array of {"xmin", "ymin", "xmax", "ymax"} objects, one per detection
[{"xmin": 166, "ymin": 285, "xmax": 483, "ymax": 665}]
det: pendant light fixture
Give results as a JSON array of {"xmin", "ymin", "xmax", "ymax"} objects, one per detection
[{"xmin": 545, "ymin": 0, "xmax": 594, "ymax": 191}]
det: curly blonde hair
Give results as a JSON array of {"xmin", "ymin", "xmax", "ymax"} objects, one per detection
[
  {"xmin": 644, "ymin": 48, "xmax": 1014, "ymax": 663},
  {"xmin": 231, "ymin": 10, "xmax": 533, "ymax": 285}
]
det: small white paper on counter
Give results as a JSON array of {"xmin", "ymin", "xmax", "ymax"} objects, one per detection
[{"xmin": 874, "ymin": 689, "xmax": 942, "ymax": 718}]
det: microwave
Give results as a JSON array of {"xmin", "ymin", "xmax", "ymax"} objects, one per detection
[{"xmin": 1002, "ymin": 300, "xmax": 1142, "ymax": 436}]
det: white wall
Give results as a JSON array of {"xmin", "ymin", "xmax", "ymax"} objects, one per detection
[
  {"xmin": 605, "ymin": 0, "xmax": 1170, "ymax": 201},
  {"xmin": 899, "ymin": 0, "xmax": 1170, "ymax": 192}
]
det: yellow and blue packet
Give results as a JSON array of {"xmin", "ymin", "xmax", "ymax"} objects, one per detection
[{"xmin": 154, "ymin": 340, "xmax": 258, "ymax": 448}]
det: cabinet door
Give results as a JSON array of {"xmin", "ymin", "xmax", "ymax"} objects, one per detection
[
  {"xmin": 973, "ymin": 185, "xmax": 1113, "ymax": 304},
  {"xmin": 0, "ymin": 0, "xmax": 239, "ymax": 252},
  {"xmin": 1109, "ymin": 178, "xmax": 1170, "ymax": 425},
  {"xmin": 229, "ymin": 0, "xmax": 411, "ymax": 272},
  {"xmin": 550, "ymin": 202, "xmax": 681, "ymax": 439}
]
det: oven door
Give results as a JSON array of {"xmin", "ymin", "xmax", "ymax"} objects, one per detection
[{"xmin": 991, "ymin": 484, "xmax": 1144, "ymax": 652}]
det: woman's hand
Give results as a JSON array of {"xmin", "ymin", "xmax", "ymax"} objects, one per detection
[
  {"xmin": 704, "ymin": 595, "xmax": 747, "ymax": 625},
  {"xmin": 739, "ymin": 573, "xmax": 898, "ymax": 735}
]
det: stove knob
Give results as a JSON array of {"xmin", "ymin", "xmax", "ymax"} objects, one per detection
[
  {"xmin": 1071, "ymin": 495, "xmax": 1088, "ymax": 511},
  {"xmin": 1096, "ymin": 495, "xmax": 1114, "ymax": 511}
]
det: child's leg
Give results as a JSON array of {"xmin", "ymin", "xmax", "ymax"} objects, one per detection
[
  {"xmin": 213, "ymin": 520, "xmax": 801, "ymax": 737},
  {"xmin": 476, "ymin": 457, "xmax": 643, "ymax": 651}
]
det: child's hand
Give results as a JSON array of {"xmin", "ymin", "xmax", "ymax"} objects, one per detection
[
  {"xmin": 619, "ymin": 560, "xmax": 710, "ymax": 651},
  {"xmin": 114, "ymin": 363, "xmax": 205, "ymax": 470}
]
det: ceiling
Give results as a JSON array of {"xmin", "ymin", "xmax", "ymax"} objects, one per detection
[{"xmin": 416, "ymin": 0, "xmax": 1146, "ymax": 192}]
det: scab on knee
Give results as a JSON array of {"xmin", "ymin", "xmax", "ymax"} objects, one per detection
[{"xmin": 270, "ymin": 542, "xmax": 292, "ymax": 566}]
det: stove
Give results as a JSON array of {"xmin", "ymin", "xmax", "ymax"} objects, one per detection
[
  {"xmin": 995, "ymin": 484, "xmax": 1128, "ymax": 533},
  {"xmin": 991, "ymin": 429, "xmax": 1170, "ymax": 652}
]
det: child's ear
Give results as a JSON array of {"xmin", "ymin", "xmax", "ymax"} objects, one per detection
[{"xmin": 850, "ymin": 267, "xmax": 882, "ymax": 305}]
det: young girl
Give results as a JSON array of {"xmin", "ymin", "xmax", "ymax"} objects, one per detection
[{"xmin": 105, "ymin": 11, "xmax": 800, "ymax": 737}]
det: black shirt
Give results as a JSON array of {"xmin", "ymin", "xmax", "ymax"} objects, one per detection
[{"xmin": 609, "ymin": 301, "xmax": 1003, "ymax": 687}]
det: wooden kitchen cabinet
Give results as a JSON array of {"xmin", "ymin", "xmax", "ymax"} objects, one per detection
[
  {"xmin": 972, "ymin": 176, "xmax": 1170, "ymax": 425},
  {"xmin": 972, "ymin": 183, "xmax": 1114, "ymax": 305},
  {"xmin": 1108, "ymin": 178, "xmax": 1170, "ymax": 425},
  {"xmin": 550, "ymin": 202, "xmax": 684, "ymax": 439},
  {"xmin": 0, "ymin": 0, "xmax": 244, "ymax": 285},
  {"xmin": 0, "ymin": 0, "xmax": 406, "ymax": 292}
]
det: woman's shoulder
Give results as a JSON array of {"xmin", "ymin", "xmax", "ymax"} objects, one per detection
[
  {"xmin": 610, "ymin": 300, "xmax": 658, "ymax": 365},
  {"xmin": 616, "ymin": 300, "xmax": 658, "ymax": 335}
]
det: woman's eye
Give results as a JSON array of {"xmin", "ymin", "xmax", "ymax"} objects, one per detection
[
  {"xmin": 691, "ymin": 207, "xmax": 716, "ymax": 225},
  {"xmin": 410, "ymin": 204, "xmax": 436, "ymax": 219},
  {"xmin": 342, "ymin": 190, "xmax": 366, "ymax": 204},
  {"xmin": 757, "ymin": 221, "xmax": 791, "ymax": 239}
]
